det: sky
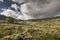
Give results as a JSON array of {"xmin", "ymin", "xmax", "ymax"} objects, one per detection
[{"xmin": 0, "ymin": 0, "xmax": 60, "ymax": 20}]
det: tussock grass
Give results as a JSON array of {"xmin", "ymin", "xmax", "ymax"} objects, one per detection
[{"xmin": 0, "ymin": 17, "xmax": 60, "ymax": 40}]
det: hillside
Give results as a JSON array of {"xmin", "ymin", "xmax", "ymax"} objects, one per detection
[
  {"xmin": 0, "ymin": 17, "xmax": 60, "ymax": 40},
  {"xmin": 0, "ymin": 15, "xmax": 6, "ymax": 20}
]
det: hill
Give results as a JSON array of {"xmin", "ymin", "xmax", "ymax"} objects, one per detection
[
  {"xmin": 0, "ymin": 15, "xmax": 6, "ymax": 20},
  {"xmin": 0, "ymin": 16, "xmax": 60, "ymax": 40}
]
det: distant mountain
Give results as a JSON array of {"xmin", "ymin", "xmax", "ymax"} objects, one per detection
[
  {"xmin": 26, "ymin": 16, "xmax": 60, "ymax": 21},
  {"xmin": 0, "ymin": 15, "xmax": 18, "ymax": 23}
]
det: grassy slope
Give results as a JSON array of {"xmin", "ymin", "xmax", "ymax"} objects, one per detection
[{"xmin": 0, "ymin": 17, "xmax": 60, "ymax": 40}]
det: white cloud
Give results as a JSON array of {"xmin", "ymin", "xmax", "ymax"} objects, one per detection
[
  {"xmin": 11, "ymin": 4, "xmax": 19, "ymax": 10},
  {"xmin": 0, "ymin": 0, "xmax": 3, "ymax": 2},
  {"xmin": 12, "ymin": 0, "xmax": 24, "ymax": 3},
  {"xmin": 1, "ymin": 9, "xmax": 19, "ymax": 19},
  {"xmin": 0, "ymin": 9, "xmax": 25, "ymax": 20}
]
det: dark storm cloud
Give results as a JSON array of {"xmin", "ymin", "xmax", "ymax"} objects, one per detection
[{"xmin": 20, "ymin": 0, "xmax": 60, "ymax": 20}]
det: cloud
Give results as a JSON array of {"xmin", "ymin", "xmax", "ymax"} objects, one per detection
[
  {"xmin": 0, "ymin": 0, "xmax": 3, "ymax": 2},
  {"xmin": 0, "ymin": 0, "xmax": 60, "ymax": 20},
  {"xmin": 12, "ymin": 0, "xmax": 24, "ymax": 3},
  {"xmin": 0, "ymin": 9, "xmax": 19, "ymax": 19},
  {"xmin": 20, "ymin": 0, "xmax": 60, "ymax": 20},
  {"xmin": 0, "ymin": 9, "xmax": 25, "ymax": 20},
  {"xmin": 11, "ymin": 4, "xmax": 19, "ymax": 10}
]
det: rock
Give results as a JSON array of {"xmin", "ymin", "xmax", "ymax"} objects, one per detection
[{"xmin": 15, "ymin": 34, "xmax": 23, "ymax": 40}]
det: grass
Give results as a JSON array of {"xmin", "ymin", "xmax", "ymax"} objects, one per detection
[{"xmin": 0, "ymin": 17, "xmax": 60, "ymax": 40}]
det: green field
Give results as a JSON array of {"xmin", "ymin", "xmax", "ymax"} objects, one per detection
[{"xmin": 0, "ymin": 17, "xmax": 60, "ymax": 40}]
